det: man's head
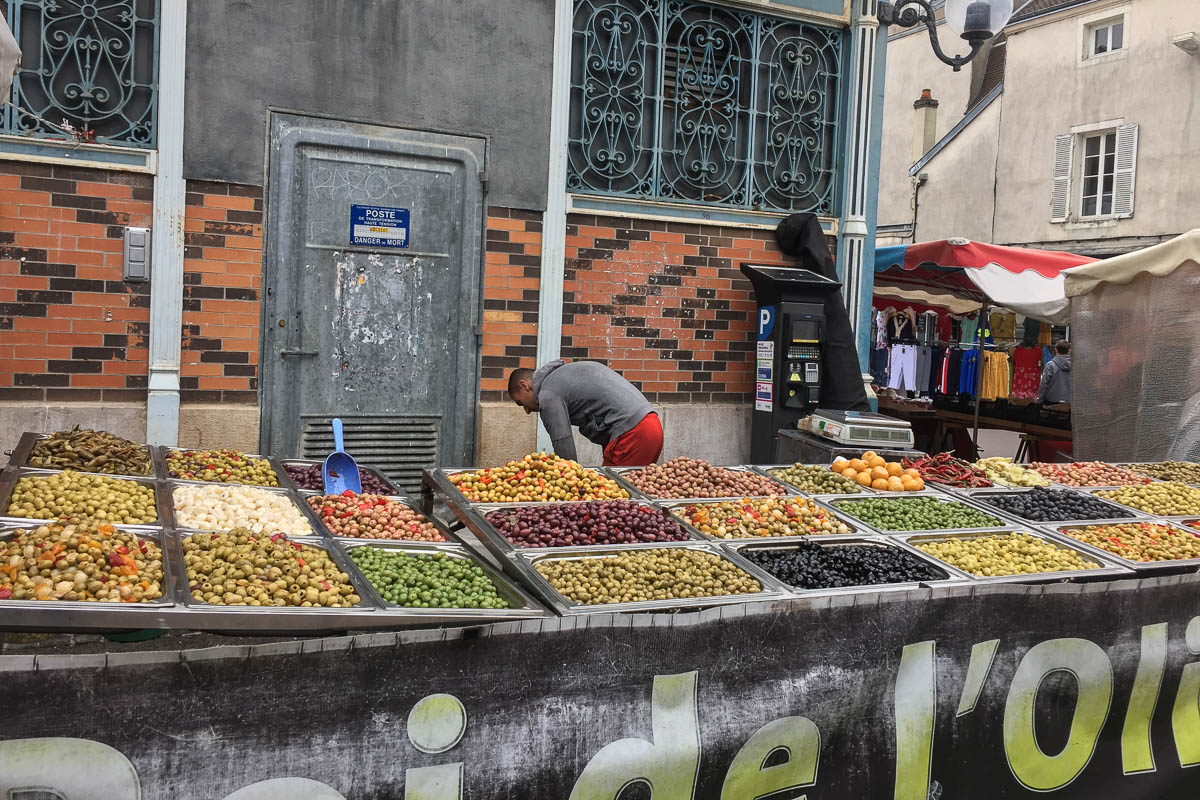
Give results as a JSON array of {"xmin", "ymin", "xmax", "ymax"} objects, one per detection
[
  {"xmin": 1055, "ymin": 340, "xmax": 1071, "ymax": 355},
  {"xmin": 508, "ymin": 368, "xmax": 538, "ymax": 413}
]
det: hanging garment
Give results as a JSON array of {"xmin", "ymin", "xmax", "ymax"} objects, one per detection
[
  {"xmin": 1038, "ymin": 325, "xmax": 1053, "ymax": 347},
  {"xmin": 990, "ymin": 312, "xmax": 1017, "ymax": 343},
  {"xmin": 945, "ymin": 349, "xmax": 964, "ymax": 395},
  {"xmin": 888, "ymin": 313, "xmax": 917, "ymax": 344},
  {"xmin": 936, "ymin": 314, "xmax": 953, "ymax": 344},
  {"xmin": 874, "ymin": 310, "xmax": 889, "ymax": 350},
  {"xmin": 1022, "ymin": 318, "xmax": 1041, "ymax": 346},
  {"xmin": 888, "ymin": 344, "xmax": 918, "ymax": 391},
  {"xmin": 959, "ymin": 350, "xmax": 980, "ymax": 396},
  {"xmin": 959, "ymin": 316, "xmax": 979, "ymax": 346},
  {"xmin": 870, "ymin": 346, "xmax": 889, "ymax": 387},
  {"xmin": 914, "ymin": 346, "xmax": 933, "ymax": 394},
  {"xmin": 980, "ymin": 350, "xmax": 1011, "ymax": 401},
  {"xmin": 928, "ymin": 348, "xmax": 946, "ymax": 395},
  {"xmin": 1011, "ymin": 346, "xmax": 1044, "ymax": 399}
]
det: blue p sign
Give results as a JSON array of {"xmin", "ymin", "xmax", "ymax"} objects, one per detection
[{"xmin": 757, "ymin": 307, "xmax": 775, "ymax": 340}]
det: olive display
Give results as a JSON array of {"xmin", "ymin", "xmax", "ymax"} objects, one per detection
[
  {"xmin": 533, "ymin": 549, "xmax": 762, "ymax": 605},
  {"xmin": 28, "ymin": 426, "xmax": 151, "ymax": 476},
  {"xmin": 768, "ymin": 464, "xmax": 864, "ymax": 495},
  {"xmin": 976, "ymin": 487, "xmax": 1133, "ymax": 523},
  {"xmin": 182, "ymin": 529, "xmax": 362, "ymax": 607},
  {"xmin": 974, "ymin": 457, "xmax": 1052, "ymax": 488},
  {"xmin": 307, "ymin": 494, "xmax": 444, "ymax": 541},
  {"xmin": 1057, "ymin": 522, "xmax": 1200, "ymax": 563},
  {"xmin": 172, "ymin": 484, "xmax": 315, "ymax": 536},
  {"xmin": 0, "ymin": 522, "xmax": 164, "ymax": 602},
  {"xmin": 485, "ymin": 501, "xmax": 691, "ymax": 548},
  {"xmin": 1127, "ymin": 462, "xmax": 1200, "ymax": 484},
  {"xmin": 672, "ymin": 497, "xmax": 853, "ymax": 539},
  {"xmin": 284, "ymin": 463, "xmax": 396, "ymax": 495},
  {"xmin": 1095, "ymin": 483, "xmax": 1200, "ymax": 516},
  {"xmin": 741, "ymin": 542, "xmax": 947, "ymax": 589},
  {"xmin": 1029, "ymin": 461, "xmax": 1152, "ymax": 488},
  {"xmin": 830, "ymin": 497, "xmax": 1001, "ymax": 532},
  {"xmin": 166, "ymin": 449, "xmax": 280, "ymax": 486},
  {"xmin": 7, "ymin": 471, "xmax": 158, "ymax": 524},
  {"xmin": 912, "ymin": 532, "xmax": 1097, "ymax": 576},
  {"xmin": 349, "ymin": 548, "xmax": 511, "ymax": 609},
  {"xmin": 621, "ymin": 458, "xmax": 786, "ymax": 499},
  {"xmin": 450, "ymin": 453, "xmax": 629, "ymax": 502}
]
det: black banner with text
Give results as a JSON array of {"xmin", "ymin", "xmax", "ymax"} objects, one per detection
[{"xmin": 2, "ymin": 574, "xmax": 1200, "ymax": 798}]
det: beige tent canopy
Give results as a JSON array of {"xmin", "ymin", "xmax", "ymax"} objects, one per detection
[{"xmin": 1064, "ymin": 229, "xmax": 1200, "ymax": 461}]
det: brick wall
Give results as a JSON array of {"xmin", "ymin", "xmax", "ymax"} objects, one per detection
[
  {"xmin": 561, "ymin": 213, "xmax": 787, "ymax": 403},
  {"xmin": 0, "ymin": 162, "xmax": 153, "ymax": 402},
  {"xmin": 480, "ymin": 207, "xmax": 542, "ymax": 401},
  {"xmin": 182, "ymin": 180, "xmax": 264, "ymax": 403}
]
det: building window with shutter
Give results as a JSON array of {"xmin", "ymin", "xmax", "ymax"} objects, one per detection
[{"xmin": 1050, "ymin": 123, "xmax": 1138, "ymax": 224}]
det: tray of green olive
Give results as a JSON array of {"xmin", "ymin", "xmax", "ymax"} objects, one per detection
[
  {"xmin": 891, "ymin": 529, "xmax": 1130, "ymax": 585},
  {"xmin": 0, "ymin": 469, "xmax": 169, "ymax": 529},
  {"xmin": 514, "ymin": 541, "xmax": 789, "ymax": 614},
  {"xmin": 1051, "ymin": 521, "xmax": 1200, "ymax": 571},
  {"xmin": 159, "ymin": 448, "xmax": 287, "ymax": 488}
]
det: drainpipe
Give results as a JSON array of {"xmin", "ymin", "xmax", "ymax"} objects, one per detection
[
  {"xmin": 146, "ymin": 0, "xmax": 187, "ymax": 446},
  {"xmin": 534, "ymin": 0, "xmax": 572, "ymax": 453}
]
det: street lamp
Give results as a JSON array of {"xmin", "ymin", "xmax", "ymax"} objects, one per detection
[{"xmin": 878, "ymin": 0, "xmax": 1015, "ymax": 71}]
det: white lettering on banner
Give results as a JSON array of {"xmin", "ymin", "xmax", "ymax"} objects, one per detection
[
  {"xmin": 0, "ymin": 738, "xmax": 141, "ymax": 798},
  {"xmin": 223, "ymin": 779, "xmax": 346, "ymax": 800}
]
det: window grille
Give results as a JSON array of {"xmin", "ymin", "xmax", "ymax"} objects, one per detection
[
  {"xmin": 568, "ymin": 0, "xmax": 843, "ymax": 215},
  {"xmin": 2, "ymin": 0, "xmax": 159, "ymax": 148}
]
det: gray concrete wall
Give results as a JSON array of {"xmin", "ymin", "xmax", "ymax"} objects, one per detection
[
  {"xmin": 184, "ymin": 0, "xmax": 554, "ymax": 210},
  {"xmin": 476, "ymin": 403, "xmax": 753, "ymax": 467}
]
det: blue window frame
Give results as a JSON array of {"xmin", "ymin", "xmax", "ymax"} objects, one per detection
[
  {"xmin": 568, "ymin": 0, "xmax": 843, "ymax": 215},
  {"xmin": 2, "ymin": 0, "xmax": 159, "ymax": 148}
]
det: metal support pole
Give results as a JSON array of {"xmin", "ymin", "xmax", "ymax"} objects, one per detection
[
  {"xmin": 146, "ymin": 0, "xmax": 188, "ymax": 446},
  {"xmin": 534, "ymin": 0, "xmax": 573, "ymax": 453},
  {"xmin": 972, "ymin": 301, "xmax": 989, "ymax": 456}
]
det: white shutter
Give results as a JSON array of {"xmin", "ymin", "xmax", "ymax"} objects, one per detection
[
  {"xmin": 1113, "ymin": 123, "xmax": 1138, "ymax": 218},
  {"xmin": 1050, "ymin": 133, "xmax": 1073, "ymax": 223}
]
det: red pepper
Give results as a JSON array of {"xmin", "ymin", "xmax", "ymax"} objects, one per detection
[
  {"xmin": 0, "ymin": 588, "xmax": 12, "ymax": 600},
  {"xmin": 341, "ymin": 489, "xmax": 356, "ymax": 497},
  {"xmin": 322, "ymin": 506, "xmax": 335, "ymax": 516},
  {"xmin": 118, "ymin": 546, "xmax": 130, "ymax": 555},
  {"xmin": 296, "ymin": 557, "xmax": 306, "ymax": 566},
  {"xmin": 320, "ymin": 581, "xmax": 330, "ymax": 591},
  {"xmin": 107, "ymin": 553, "xmax": 125, "ymax": 567}
]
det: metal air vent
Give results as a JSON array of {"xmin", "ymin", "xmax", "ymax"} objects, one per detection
[{"xmin": 300, "ymin": 415, "xmax": 440, "ymax": 496}]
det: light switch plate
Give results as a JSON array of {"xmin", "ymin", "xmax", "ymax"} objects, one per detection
[{"xmin": 123, "ymin": 226, "xmax": 151, "ymax": 282}]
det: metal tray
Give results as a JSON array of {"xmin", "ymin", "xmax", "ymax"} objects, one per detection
[
  {"xmin": 818, "ymin": 492, "xmax": 1009, "ymax": 534},
  {"xmin": 170, "ymin": 529, "xmax": 376, "ymax": 613},
  {"xmin": 0, "ymin": 523, "xmax": 175, "ymax": 607},
  {"xmin": 749, "ymin": 464, "xmax": 877, "ymax": 497},
  {"xmin": 1049, "ymin": 521, "xmax": 1200, "ymax": 573},
  {"xmin": 157, "ymin": 447, "xmax": 291, "ymax": 489},
  {"xmin": 336, "ymin": 539, "xmax": 548, "ymax": 619},
  {"xmin": 464, "ymin": 500, "xmax": 702, "ymax": 564},
  {"xmin": 965, "ymin": 488, "xmax": 1142, "ymax": 527},
  {"xmin": 0, "ymin": 468, "xmax": 171, "ymax": 530},
  {"xmin": 5, "ymin": 431, "xmax": 157, "ymax": 478},
  {"xmin": 168, "ymin": 479, "xmax": 319, "ymax": 538},
  {"xmin": 278, "ymin": 458, "xmax": 406, "ymax": 497},
  {"xmin": 1081, "ymin": 485, "xmax": 1200, "ymax": 518},
  {"xmin": 424, "ymin": 466, "xmax": 644, "ymax": 509},
  {"xmin": 513, "ymin": 541, "xmax": 789, "ymax": 615},
  {"xmin": 660, "ymin": 497, "xmax": 861, "ymax": 544},
  {"xmin": 891, "ymin": 528, "xmax": 1132, "ymax": 585},
  {"xmin": 1021, "ymin": 462, "xmax": 1159, "ymax": 491},
  {"xmin": 1117, "ymin": 462, "xmax": 1200, "ymax": 485},
  {"xmin": 297, "ymin": 490, "xmax": 466, "ymax": 546},
  {"xmin": 606, "ymin": 464, "xmax": 794, "ymax": 501},
  {"xmin": 723, "ymin": 535, "xmax": 968, "ymax": 596}
]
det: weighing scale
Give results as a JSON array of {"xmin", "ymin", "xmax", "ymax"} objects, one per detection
[{"xmin": 806, "ymin": 409, "xmax": 915, "ymax": 449}]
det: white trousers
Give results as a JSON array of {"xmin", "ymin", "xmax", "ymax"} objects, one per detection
[{"xmin": 888, "ymin": 344, "xmax": 917, "ymax": 391}]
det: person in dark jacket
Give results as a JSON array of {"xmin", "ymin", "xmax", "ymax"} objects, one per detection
[
  {"xmin": 508, "ymin": 361, "xmax": 663, "ymax": 466},
  {"xmin": 1037, "ymin": 340, "xmax": 1072, "ymax": 405}
]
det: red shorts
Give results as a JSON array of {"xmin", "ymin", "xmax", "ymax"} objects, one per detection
[{"xmin": 603, "ymin": 412, "xmax": 663, "ymax": 467}]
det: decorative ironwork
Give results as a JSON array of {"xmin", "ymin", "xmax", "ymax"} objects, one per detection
[
  {"xmin": 568, "ymin": 0, "xmax": 843, "ymax": 215},
  {"xmin": 3, "ymin": 0, "xmax": 159, "ymax": 148}
]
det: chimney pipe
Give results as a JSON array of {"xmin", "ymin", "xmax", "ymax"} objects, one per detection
[{"xmin": 913, "ymin": 89, "xmax": 939, "ymax": 162}]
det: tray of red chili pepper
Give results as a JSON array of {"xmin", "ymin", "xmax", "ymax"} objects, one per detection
[
  {"xmin": 303, "ymin": 491, "xmax": 452, "ymax": 543},
  {"xmin": 902, "ymin": 453, "xmax": 995, "ymax": 490}
]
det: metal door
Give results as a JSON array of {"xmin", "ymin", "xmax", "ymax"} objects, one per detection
[{"xmin": 261, "ymin": 113, "xmax": 485, "ymax": 489}]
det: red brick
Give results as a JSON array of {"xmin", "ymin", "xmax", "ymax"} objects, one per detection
[
  {"xmin": 650, "ymin": 231, "xmax": 686, "ymax": 244},
  {"xmin": 487, "ymin": 217, "xmax": 528, "ymax": 232},
  {"xmin": 0, "ymin": 332, "xmax": 48, "ymax": 346},
  {"xmin": 75, "ymin": 181, "xmax": 133, "ymax": 199},
  {"xmin": 47, "ymin": 332, "xmax": 105, "ymax": 346},
  {"xmin": 71, "ymin": 374, "xmax": 125, "ymax": 388},
  {"xmin": 13, "ymin": 317, "xmax": 61, "ymax": 332},
  {"xmin": 8, "ymin": 189, "xmax": 52, "ymax": 206},
  {"xmin": 207, "ymin": 195, "xmax": 258, "ymax": 211}
]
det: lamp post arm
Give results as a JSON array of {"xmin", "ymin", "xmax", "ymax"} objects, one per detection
[{"xmin": 878, "ymin": 0, "xmax": 990, "ymax": 71}]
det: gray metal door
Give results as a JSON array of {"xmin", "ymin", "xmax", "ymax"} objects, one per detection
[{"xmin": 261, "ymin": 113, "xmax": 485, "ymax": 490}]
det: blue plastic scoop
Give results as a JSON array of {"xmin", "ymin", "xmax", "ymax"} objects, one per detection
[{"xmin": 322, "ymin": 418, "xmax": 362, "ymax": 494}]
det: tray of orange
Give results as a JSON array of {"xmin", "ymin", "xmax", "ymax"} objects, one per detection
[{"xmin": 830, "ymin": 452, "xmax": 927, "ymax": 493}]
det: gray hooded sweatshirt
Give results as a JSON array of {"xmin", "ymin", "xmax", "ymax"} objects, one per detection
[
  {"xmin": 532, "ymin": 360, "xmax": 654, "ymax": 461},
  {"xmin": 1037, "ymin": 354, "xmax": 1072, "ymax": 404}
]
